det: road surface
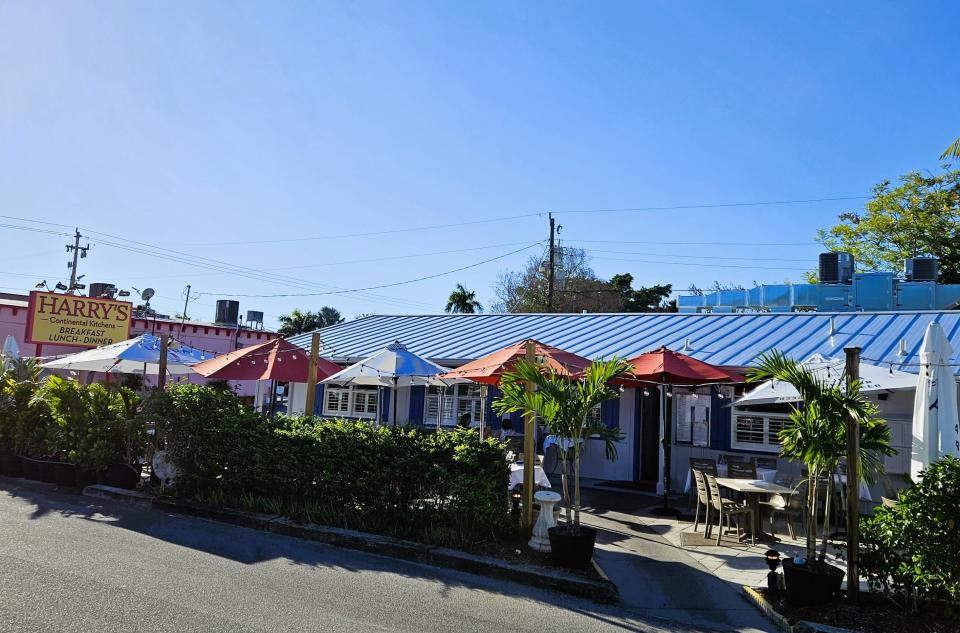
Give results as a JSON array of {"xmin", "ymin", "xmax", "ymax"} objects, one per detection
[{"xmin": 0, "ymin": 479, "xmax": 750, "ymax": 632}]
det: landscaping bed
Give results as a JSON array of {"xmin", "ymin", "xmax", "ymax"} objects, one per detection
[{"xmin": 757, "ymin": 588, "xmax": 958, "ymax": 633}]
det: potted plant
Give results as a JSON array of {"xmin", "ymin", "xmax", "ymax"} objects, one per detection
[
  {"xmin": 493, "ymin": 358, "xmax": 629, "ymax": 568},
  {"xmin": 750, "ymin": 351, "xmax": 894, "ymax": 605}
]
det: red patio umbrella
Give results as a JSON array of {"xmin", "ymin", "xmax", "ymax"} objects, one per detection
[
  {"xmin": 439, "ymin": 339, "xmax": 591, "ymax": 385},
  {"xmin": 621, "ymin": 346, "xmax": 744, "ymax": 516},
  {"xmin": 191, "ymin": 338, "xmax": 341, "ymax": 383}
]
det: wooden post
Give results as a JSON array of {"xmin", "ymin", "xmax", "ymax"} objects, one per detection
[
  {"xmin": 157, "ymin": 334, "xmax": 169, "ymax": 390},
  {"xmin": 304, "ymin": 333, "xmax": 320, "ymax": 416},
  {"xmin": 845, "ymin": 346, "xmax": 861, "ymax": 603},
  {"xmin": 523, "ymin": 340, "xmax": 536, "ymax": 527}
]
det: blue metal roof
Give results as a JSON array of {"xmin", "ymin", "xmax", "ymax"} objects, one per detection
[{"xmin": 288, "ymin": 311, "xmax": 960, "ymax": 374}]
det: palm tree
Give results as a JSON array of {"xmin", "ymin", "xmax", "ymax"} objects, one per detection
[
  {"xmin": 492, "ymin": 358, "xmax": 630, "ymax": 532},
  {"xmin": 942, "ymin": 137, "xmax": 960, "ymax": 161},
  {"xmin": 749, "ymin": 350, "xmax": 895, "ymax": 561},
  {"xmin": 276, "ymin": 307, "xmax": 344, "ymax": 337},
  {"xmin": 445, "ymin": 284, "xmax": 482, "ymax": 314}
]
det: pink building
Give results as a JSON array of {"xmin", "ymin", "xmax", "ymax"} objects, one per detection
[{"xmin": 0, "ymin": 292, "xmax": 278, "ymax": 397}]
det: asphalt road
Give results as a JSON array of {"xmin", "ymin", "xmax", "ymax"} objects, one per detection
[{"xmin": 0, "ymin": 479, "xmax": 732, "ymax": 633}]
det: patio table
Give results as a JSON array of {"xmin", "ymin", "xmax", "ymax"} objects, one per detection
[
  {"xmin": 683, "ymin": 465, "xmax": 777, "ymax": 493},
  {"xmin": 509, "ymin": 463, "xmax": 551, "ymax": 489},
  {"xmin": 715, "ymin": 478, "xmax": 794, "ymax": 543}
]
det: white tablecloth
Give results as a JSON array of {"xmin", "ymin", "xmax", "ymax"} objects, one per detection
[
  {"xmin": 683, "ymin": 465, "xmax": 777, "ymax": 493},
  {"xmin": 509, "ymin": 463, "xmax": 551, "ymax": 489}
]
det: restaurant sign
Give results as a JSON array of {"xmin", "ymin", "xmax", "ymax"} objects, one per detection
[{"xmin": 26, "ymin": 291, "xmax": 133, "ymax": 348}]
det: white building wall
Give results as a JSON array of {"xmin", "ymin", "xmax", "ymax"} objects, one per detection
[{"xmin": 578, "ymin": 392, "xmax": 637, "ymax": 481}]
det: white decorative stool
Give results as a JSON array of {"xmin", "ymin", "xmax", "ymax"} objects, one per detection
[{"xmin": 528, "ymin": 490, "xmax": 562, "ymax": 552}]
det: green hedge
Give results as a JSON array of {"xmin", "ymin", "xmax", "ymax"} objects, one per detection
[
  {"xmin": 154, "ymin": 384, "xmax": 512, "ymax": 549},
  {"xmin": 860, "ymin": 456, "xmax": 960, "ymax": 608},
  {"xmin": 0, "ymin": 366, "xmax": 143, "ymax": 472}
]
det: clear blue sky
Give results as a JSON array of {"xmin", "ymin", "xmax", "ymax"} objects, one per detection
[{"xmin": 1, "ymin": 1, "xmax": 957, "ymax": 326}]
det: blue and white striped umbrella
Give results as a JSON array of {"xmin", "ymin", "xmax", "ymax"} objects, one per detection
[
  {"xmin": 40, "ymin": 334, "xmax": 212, "ymax": 375},
  {"xmin": 321, "ymin": 341, "xmax": 456, "ymax": 387}
]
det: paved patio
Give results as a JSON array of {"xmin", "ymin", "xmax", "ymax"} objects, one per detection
[{"xmin": 577, "ymin": 487, "xmax": 776, "ymax": 633}]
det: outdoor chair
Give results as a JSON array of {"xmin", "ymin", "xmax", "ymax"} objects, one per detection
[
  {"xmin": 759, "ymin": 478, "xmax": 804, "ymax": 541},
  {"xmin": 691, "ymin": 468, "xmax": 712, "ymax": 533},
  {"xmin": 688, "ymin": 457, "xmax": 717, "ymax": 508},
  {"xmin": 719, "ymin": 454, "xmax": 743, "ymax": 465},
  {"xmin": 727, "ymin": 460, "xmax": 757, "ymax": 479},
  {"xmin": 705, "ymin": 473, "xmax": 754, "ymax": 546},
  {"xmin": 754, "ymin": 456, "xmax": 778, "ymax": 471}
]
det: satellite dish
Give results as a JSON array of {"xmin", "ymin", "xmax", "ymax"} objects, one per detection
[{"xmin": 141, "ymin": 288, "xmax": 155, "ymax": 301}]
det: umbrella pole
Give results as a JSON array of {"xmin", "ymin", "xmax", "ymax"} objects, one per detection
[
  {"xmin": 480, "ymin": 385, "xmax": 486, "ymax": 438},
  {"xmin": 650, "ymin": 382, "xmax": 681, "ymax": 517},
  {"xmin": 437, "ymin": 387, "xmax": 442, "ymax": 431},
  {"xmin": 391, "ymin": 377, "xmax": 398, "ymax": 427},
  {"xmin": 269, "ymin": 379, "xmax": 277, "ymax": 418}
]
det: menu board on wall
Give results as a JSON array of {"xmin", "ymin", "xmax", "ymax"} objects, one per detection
[{"xmin": 675, "ymin": 391, "xmax": 710, "ymax": 446}]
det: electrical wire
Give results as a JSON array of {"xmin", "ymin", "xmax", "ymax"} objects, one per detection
[
  {"xmin": 194, "ymin": 243, "xmax": 543, "ymax": 298},
  {"xmin": 579, "ymin": 248, "xmax": 811, "ymax": 262}
]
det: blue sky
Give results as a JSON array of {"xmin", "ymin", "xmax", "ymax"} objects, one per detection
[{"xmin": 0, "ymin": 1, "xmax": 956, "ymax": 326}]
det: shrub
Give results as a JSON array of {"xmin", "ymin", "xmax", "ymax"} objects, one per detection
[
  {"xmin": 860, "ymin": 456, "xmax": 960, "ymax": 608},
  {"xmin": 154, "ymin": 384, "xmax": 512, "ymax": 549}
]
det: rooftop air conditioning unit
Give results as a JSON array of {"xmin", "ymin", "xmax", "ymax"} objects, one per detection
[
  {"xmin": 904, "ymin": 257, "xmax": 938, "ymax": 282},
  {"xmin": 818, "ymin": 252, "xmax": 854, "ymax": 284}
]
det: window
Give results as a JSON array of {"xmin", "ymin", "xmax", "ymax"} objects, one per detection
[
  {"xmin": 731, "ymin": 410, "xmax": 790, "ymax": 452},
  {"xmin": 352, "ymin": 388, "xmax": 378, "ymax": 416},
  {"xmin": 425, "ymin": 384, "xmax": 484, "ymax": 427},
  {"xmin": 323, "ymin": 386, "xmax": 377, "ymax": 419},
  {"xmin": 324, "ymin": 388, "xmax": 350, "ymax": 415},
  {"xmin": 585, "ymin": 404, "xmax": 601, "ymax": 426}
]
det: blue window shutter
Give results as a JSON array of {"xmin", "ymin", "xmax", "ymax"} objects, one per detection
[
  {"xmin": 486, "ymin": 386, "xmax": 502, "ymax": 430},
  {"xmin": 602, "ymin": 398, "xmax": 620, "ymax": 429},
  {"xmin": 710, "ymin": 391, "xmax": 730, "ymax": 449},
  {"xmin": 314, "ymin": 384, "xmax": 324, "ymax": 415},
  {"xmin": 408, "ymin": 385, "xmax": 425, "ymax": 423},
  {"xmin": 380, "ymin": 386, "xmax": 390, "ymax": 424}
]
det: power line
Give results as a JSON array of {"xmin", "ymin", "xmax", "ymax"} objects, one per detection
[
  {"xmin": 575, "ymin": 238, "xmax": 816, "ymax": 247},
  {"xmin": 553, "ymin": 196, "xmax": 869, "ymax": 215},
  {"xmin": 194, "ymin": 242, "xmax": 543, "ymax": 298},
  {"xmin": 579, "ymin": 248, "xmax": 811, "ymax": 262},
  {"xmin": 589, "ymin": 255, "xmax": 808, "ymax": 271}
]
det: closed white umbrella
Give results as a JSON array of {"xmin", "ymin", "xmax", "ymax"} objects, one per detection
[
  {"xmin": 321, "ymin": 341, "xmax": 462, "ymax": 426},
  {"xmin": 1, "ymin": 335, "xmax": 20, "ymax": 371},
  {"xmin": 911, "ymin": 322, "xmax": 960, "ymax": 481}
]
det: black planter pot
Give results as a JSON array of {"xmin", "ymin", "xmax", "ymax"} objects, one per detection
[
  {"xmin": 101, "ymin": 463, "xmax": 140, "ymax": 490},
  {"xmin": 20, "ymin": 456, "xmax": 40, "ymax": 480},
  {"xmin": 548, "ymin": 525, "xmax": 597, "ymax": 569},
  {"xmin": 782, "ymin": 557, "xmax": 845, "ymax": 606},
  {"xmin": 0, "ymin": 448, "xmax": 22, "ymax": 477},
  {"xmin": 38, "ymin": 459, "xmax": 58, "ymax": 483},
  {"xmin": 53, "ymin": 462, "xmax": 77, "ymax": 487}
]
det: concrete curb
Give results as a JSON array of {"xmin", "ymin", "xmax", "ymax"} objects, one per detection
[
  {"xmin": 741, "ymin": 586, "xmax": 858, "ymax": 633},
  {"xmin": 82, "ymin": 484, "xmax": 154, "ymax": 508},
  {"xmin": 110, "ymin": 492, "xmax": 618, "ymax": 603}
]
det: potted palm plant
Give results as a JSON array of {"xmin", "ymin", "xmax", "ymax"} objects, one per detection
[
  {"xmin": 493, "ymin": 358, "xmax": 629, "ymax": 568},
  {"xmin": 749, "ymin": 351, "xmax": 894, "ymax": 605}
]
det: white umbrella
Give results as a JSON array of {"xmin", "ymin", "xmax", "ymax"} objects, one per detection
[
  {"xmin": 735, "ymin": 353, "xmax": 917, "ymax": 406},
  {"xmin": 40, "ymin": 334, "xmax": 211, "ymax": 376},
  {"xmin": 1, "ymin": 335, "xmax": 20, "ymax": 371},
  {"xmin": 911, "ymin": 322, "xmax": 960, "ymax": 480},
  {"xmin": 321, "ymin": 341, "xmax": 461, "ymax": 426}
]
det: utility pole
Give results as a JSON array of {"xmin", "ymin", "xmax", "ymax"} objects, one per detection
[
  {"xmin": 546, "ymin": 213, "xmax": 556, "ymax": 313},
  {"xmin": 178, "ymin": 285, "xmax": 192, "ymax": 337},
  {"xmin": 65, "ymin": 228, "xmax": 90, "ymax": 293},
  {"xmin": 844, "ymin": 346, "xmax": 861, "ymax": 604}
]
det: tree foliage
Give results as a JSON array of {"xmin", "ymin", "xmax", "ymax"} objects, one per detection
[
  {"xmin": 444, "ymin": 283, "xmax": 482, "ymax": 313},
  {"xmin": 860, "ymin": 456, "xmax": 960, "ymax": 609},
  {"xmin": 748, "ymin": 350, "xmax": 895, "ymax": 560},
  {"xmin": 493, "ymin": 248, "xmax": 675, "ymax": 313},
  {"xmin": 492, "ymin": 358, "xmax": 630, "ymax": 532},
  {"xmin": 816, "ymin": 168, "xmax": 960, "ymax": 283},
  {"xmin": 277, "ymin": 307, "xmax": 344, "ymax": 337}
]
